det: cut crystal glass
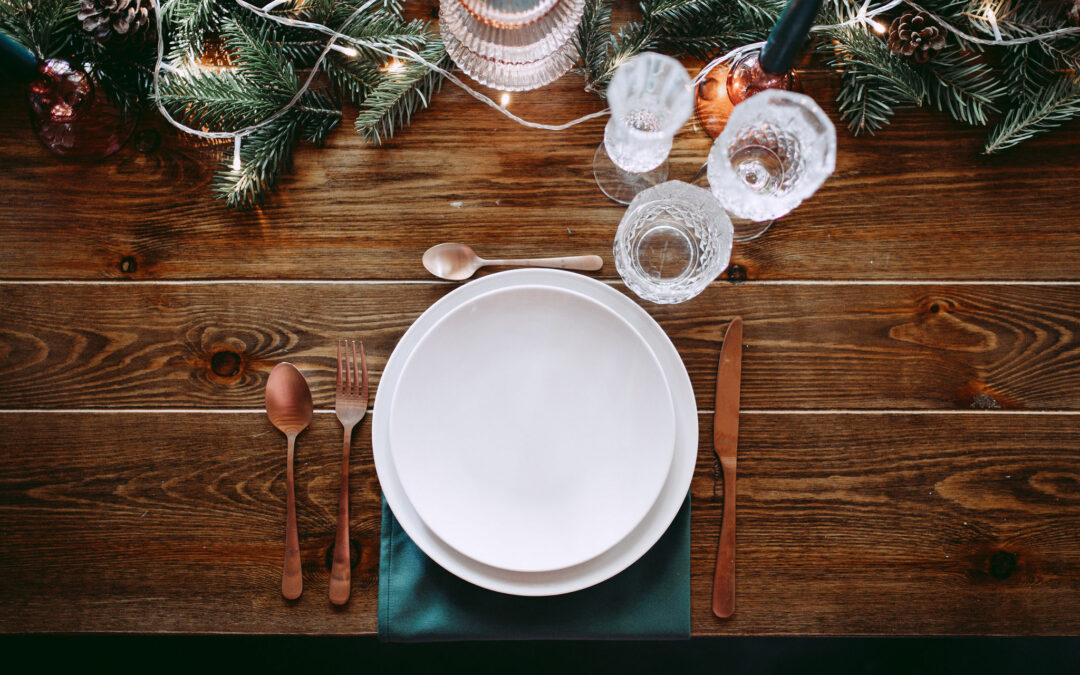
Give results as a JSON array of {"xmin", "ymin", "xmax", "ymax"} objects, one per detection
[
  {"xmin": 707, "ymin": 89, "xmax": 836, "ymax": 223},
  {"xmin": 614, "ymin": 181, "xmax": 733, "ymax": 304},
  {"xmin": 440, "ymin": 0, "xmax": 585, "ymax": 91},
  {"xmin": 593, "ymin": 52, "xmax": 693, "ymax": 204}
]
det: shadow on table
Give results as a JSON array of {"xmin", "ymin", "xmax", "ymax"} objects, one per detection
[{"xmin": 3, "ymin": 635, "xmax": 1078, "ymax": 674}]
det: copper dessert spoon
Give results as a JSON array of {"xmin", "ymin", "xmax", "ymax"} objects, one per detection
[{"xmin": 266, "ymin": 362, "xmax": 313, "ymax": 600}]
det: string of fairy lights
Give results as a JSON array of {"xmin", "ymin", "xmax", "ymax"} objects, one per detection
[{"xmin": 148, "ymin": 0, "xmax": 1080, "ymax": 169}]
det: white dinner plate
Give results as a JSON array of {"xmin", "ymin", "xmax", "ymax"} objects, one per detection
[
  {"xmin": 388, "ymin": 285, "xmax": 676, "ymax": 572},
  {"xmin": 373, "ymin": 269, "xmax": 698, "ymax": 596}
]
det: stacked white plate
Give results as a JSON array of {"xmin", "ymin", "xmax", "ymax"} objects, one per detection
[{"xmin": 373, "ymin": 269, "xmax": 697, "ymax": 596}]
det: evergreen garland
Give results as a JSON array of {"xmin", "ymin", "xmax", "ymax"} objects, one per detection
[{"xmin": 1, "ymin": 0, "xmax": 1078, "ymax": 208}]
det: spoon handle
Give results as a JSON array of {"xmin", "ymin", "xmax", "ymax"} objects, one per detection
[
  {"xmin": 483, "ymin": 255, "xmax": 603, "ymax": 272},
  {"xmin": 329, "ymin": 423, "xmax": 355, "ymax": 606},
  {"xmin": 282, "ymin": 433, "xmax": 303, "ymax": 600}
]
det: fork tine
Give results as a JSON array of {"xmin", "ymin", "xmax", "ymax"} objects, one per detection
[
  {"xmin": 346, "ymin": 338, "xmax": 353, "ymax": 393},
  {"xmin": 359, "ymin": 341, "xmax": 368, "ymax": 402},
  {"xmin": 336, "ymin": 339, "xmax": 343, "ymax": 394},
  {"xmin": 348, "ymin": 340, "xmax": 358, "ymax": 397}
]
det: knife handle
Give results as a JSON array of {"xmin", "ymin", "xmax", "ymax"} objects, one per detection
[{"xmin": 712, "ymin": 456, "xmax": 736, "ymax": 618}]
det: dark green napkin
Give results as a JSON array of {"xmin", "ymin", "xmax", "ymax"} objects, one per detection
[{"xmin": 377, "ymin": 496, "xmax": 691, "ymax": 642}]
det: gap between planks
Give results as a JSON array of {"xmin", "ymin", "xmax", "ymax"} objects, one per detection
[
  {"xmin": 2, "ymin": 409, "xmax": 1079, "ymax": 415},
  {"xmin": 3, "ymin": 280, "xmax": 1080, "ymax": 286}
]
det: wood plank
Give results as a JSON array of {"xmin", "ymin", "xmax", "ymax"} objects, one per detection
[
  {"xmin": 1, "ymin": 70, "xmax": 1078, "ymax": 282},
  {"xmin": 2, "ymin": 282, "xmax": 1080, "ymax": 411},
  {"xmin": 1, "ymin": 412, "xmax": 1077, "ymax": 635}
]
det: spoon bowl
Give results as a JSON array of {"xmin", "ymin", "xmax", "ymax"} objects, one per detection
[
  {"xmin": 265, "ymin": 362, "xmax": 313, "ymax": 600},
  {"xmin": 266, "ymin": 362, "xmax": 314, "ymax": 434},
  {"xmin": 423, "ymin": 243, "xmax": 483, "ymax": 281}
]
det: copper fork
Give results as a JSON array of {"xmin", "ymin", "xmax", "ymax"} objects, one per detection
[{"xmin": 329, "ymin": 339, "xmax": 368, "ymax": 605}]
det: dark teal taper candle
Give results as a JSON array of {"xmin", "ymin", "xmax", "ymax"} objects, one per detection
[
  {"xmin": 760, "ymin": 0, "xmax": 825, "ymax": 74},
  {"xmin": 0, "ymin": 31, "xmax": 38, "ymax": 82}
]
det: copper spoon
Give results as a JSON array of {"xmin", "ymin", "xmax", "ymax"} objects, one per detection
[
  {"xmin": 422, "ymin": 243, "xmax": 604, "ymax": 281},
  {"xmin": 266, "ymin": 362, "xmax": 313, "ymax": 600}
]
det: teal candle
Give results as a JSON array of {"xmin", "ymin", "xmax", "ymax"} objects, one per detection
[
  {"xmin": 760, "ymin": 0, "xmax": 825, "ymax": 73},
  {"xmin": 0, "ymin": 31, "xmax": 38, "ymax": 82}
]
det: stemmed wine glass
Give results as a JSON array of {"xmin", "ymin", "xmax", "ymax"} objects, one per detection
[
  {"xmin": 593, "ymin": 52, "xmax": 694, "ymax": 204},
  {"xmin": 704, "ymin": 89, "xmax": 836, "ymax": 241}
]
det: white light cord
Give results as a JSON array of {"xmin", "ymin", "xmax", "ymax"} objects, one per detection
[
  {"xmin": 151, "ymin": 0, "xmax": 1080, "ymax": 157},
  {"xmin": 233, "ymin": 0, "xmax": 609, "ymax": 131},
  {"xmin": 692, "ymin": 0, "xmax": 1080, "ymax": 86},
  {"xmin": 149, "ymin": 0, "xmax": 607, "ymax": 163},
  {"xmin": 151, "ymin": 0, "xmax": 381, "ymax": 163}
]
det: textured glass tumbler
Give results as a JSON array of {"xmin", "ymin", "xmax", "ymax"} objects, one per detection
[
  {"xmin": 706, "ymin": 89, "xmax": 836, "ymax": 239},
  {"xmin": 614, "ymin": 181, "xmax": 733, "ymax": 304},
  {"xmin": 441, "ymin": 0, "xmax": 584, "ymax": 91},
  {"xmin": 594, "ymin": 52, "xmax": 693, "ymax": 205}
]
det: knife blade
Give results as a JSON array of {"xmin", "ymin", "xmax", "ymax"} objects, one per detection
[{"xmin": 712, "ymin": 316, "xmax": 743, "ymax": 618}]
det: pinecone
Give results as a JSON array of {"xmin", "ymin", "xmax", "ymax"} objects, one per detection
[
  {"xmin": 78, "ymin": 0, "xmax": 152, "ymax": 44},
  {"xmin": 887, "ymin": 10, "xmax": 946, "ymax": 64}
]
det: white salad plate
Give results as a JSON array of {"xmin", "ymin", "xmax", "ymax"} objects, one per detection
[
  {"xmin": 373, "ymin": 269, "xmax": 698, "ymax": 596},
  {"xmin": 388, "ymin": 285, "xmax": 676, "ymax": 572}
]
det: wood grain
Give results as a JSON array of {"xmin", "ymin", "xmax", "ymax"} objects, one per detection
[
  {"xmin": 1, "ymin": 69, "xmax": 1078, "ymax": 281},
  {"xmin": 3, "ymin": 1, "xmax": 1080, "ymax": 637},
  {"xmin": 2, "ymin": 282, "xmax": 1079, "ymax": 411},
  {"xmin": 1, "ymin": 411, "xmax": 1077, "ymax": 635}
]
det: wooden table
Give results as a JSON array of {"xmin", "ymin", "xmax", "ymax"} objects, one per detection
[{"xmin": 2, "ymin": 48, "xmax": 1080, "ymax": 636}]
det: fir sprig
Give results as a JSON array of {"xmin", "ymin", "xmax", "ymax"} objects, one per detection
[
  {"xmin": 922, "ymin": 49, "xmax": 1005, "ymax": 126},
  {"xmin": 355, "ymin": 40, "xmax": 449, "ymax": 145},
  {"xmin": 156, "ymin": 0, "xmax": 445, "ymax": 206},
  {"xmin": 819, "ymin": 24, "xmax": 928, "ymax": 134},
  {"xmin": 0, "ymin": 0, "xmax": 76, "ymax": 59},
  {"xmin": 985, "ymin": 77, "xmax": 1080, "ymax": 154}
]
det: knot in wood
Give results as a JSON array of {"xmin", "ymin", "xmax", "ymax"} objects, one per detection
[
  {"xmin": 989, "ymin": 551, "xmax": 1017, "ymax": 580},
  {"xmin": 119, "ymin": 256, "xmax": 136, "ymax": 274},
  {"xmin": 727, "ymin": 264, "xmax": 747, "ymax": 284},
  {"xmin": 209, "ymin": 350, "xmax": 242, "ymax": 378}
]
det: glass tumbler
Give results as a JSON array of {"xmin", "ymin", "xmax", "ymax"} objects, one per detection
[
  {"xmin": 440, "ymin": 0, "xmax": 585, "ymax": 91},
  {"xmin": 706, "ymin": 89, "xmax": 835, "ymax": 240},
  {"xmin": 614, "ymin": 180, "xmax": 733, "ymax": 304},
  {"xmin": 594, "ymin": 52, "xmax": 693, "ymax": 205}
]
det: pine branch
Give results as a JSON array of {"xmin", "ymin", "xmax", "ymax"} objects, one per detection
[
  {"xmin": 222, "ymin": 14, "xmax": 299, "ymax": 95},
  {"xmin": 572, "ymin": 0, "xmax": 614, "ymax": 88},
  {"xmin": 1002, "ymin": 42, "xmax": 1057, "ymax": 101},
  {"xmin": 157, "ymin": 69, "xmax": 289, "ymax": 131},
  {"xmin": 0, "ymin": 0, "xmax": 76, "ymax": 59},
  {"xmin": 985, "ymin": 76, "xmax": 1080, "ymax": 154},
  {"xmin": 213, "ymin": 116, "xmax": 301, "ymax": 209},
  {"xmin": 922, "ymin": 49, "xmax": 1005, "ymax": 126},
  {"xmin": 163, "ymin": 0, "xmax": 220, "ymax": 62},
  {"xmin": 298, "ymin": 89, "xmax": 341, "ymax": 144},
  {"xmin": 354, "ymin": 40, "xmax": 448, "ymax": 145},
  {"xmin": 819, "ymin": 24, "xmax": 928, "ymax": 134},
  {"xmin": 323, "ymin": 52, "xmax": 383, "ymax": 107}
]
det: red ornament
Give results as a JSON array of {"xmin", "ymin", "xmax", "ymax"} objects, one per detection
[
  {"xmin": 28, "ymin": 59, "xmax": 94, "ymax": 123},
  {"xmin": 26, "ymin": 58, "xmax": 136, "ymax": 158}
]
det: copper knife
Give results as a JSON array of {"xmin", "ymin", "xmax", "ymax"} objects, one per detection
[{"xmin": 712, "ymin": 316, "xmax": 743, "ymax": 618}]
